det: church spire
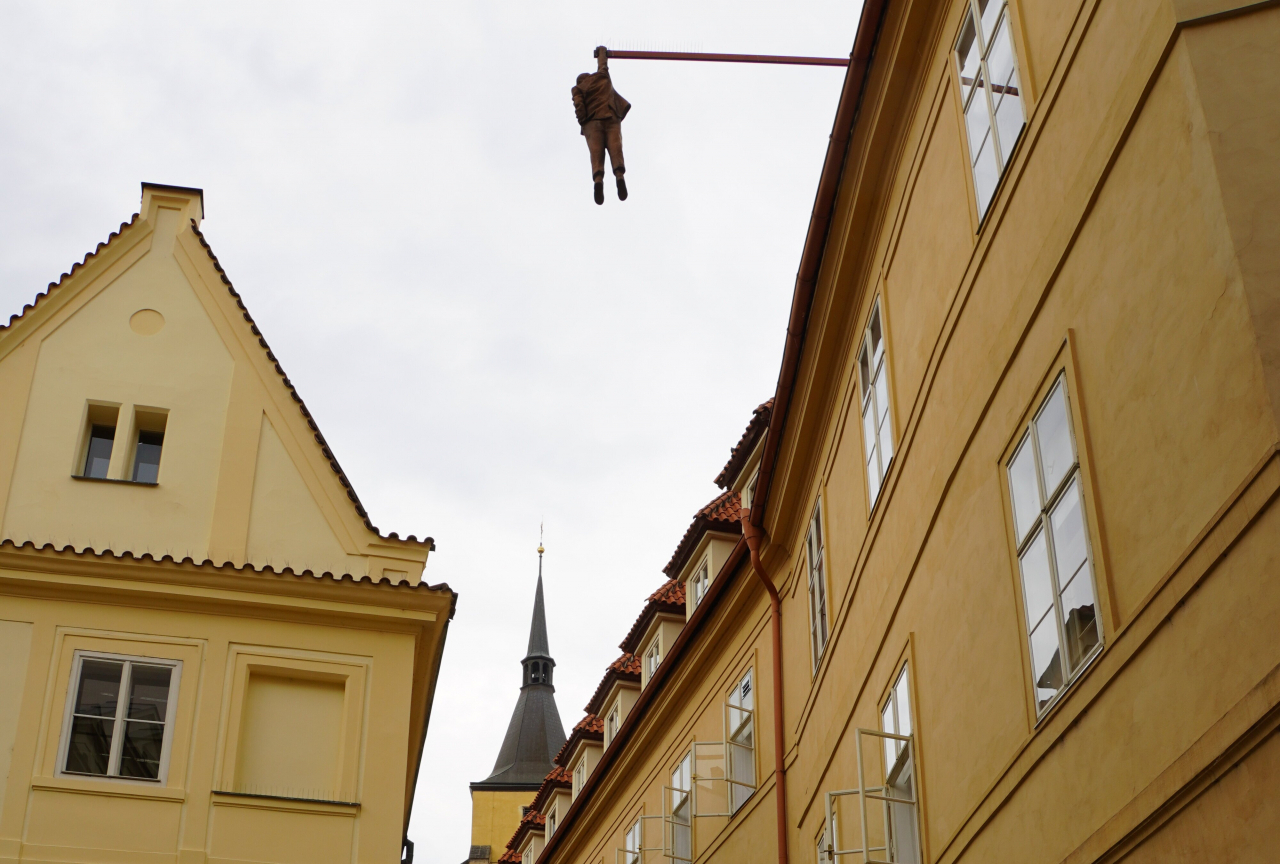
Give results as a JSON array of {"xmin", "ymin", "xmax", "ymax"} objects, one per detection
[{"xmin": 472, "ymin": 541, "xmax": 567, "ymax": 789}]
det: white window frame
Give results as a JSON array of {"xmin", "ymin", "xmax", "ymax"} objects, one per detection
[
  {"xmin": 606, "ymin": 704, "xmax": 620, "ymax": 745},
  {"xmin": 644, "ymin": 637, "xmax": 662, "ymax": 681},
  {"xmin": 624, "ymin": 816, "xmax": 643, "ymax": 864},
  {"xmin": 726, "ymin": 668, "xmax": 756, "ymax": 814},
  {"xmin": 573, "ymin": 758, "xmax": 587, "ymax": 798},
  {"xmin": 666, "ymin": 752, "xmax": 693, "ymax": 863},
  {"xmin": 1007, "ymin": 374, "xmax": 1102, "ymax": 716},
  {"xmin": 57, "ymin": 650, "xmax": 182, "ymax": 785},
  {"xmin": 806, "ymin": 500, "xmax": 830, "ymax": 669},
  {"xmin": 689, "ymin": 560, "xmax": 710, "ymax": 611},
  {"xmin": 858, "ymin": 299, "xmax": 895, "ymax": 509},
  {"xmin": 547, "ymin": 804, "xmax": 557, "ymax": 839},
  {"xmin": 954, "ymin": 0, "xmax": 1027, "ymax": 217}
]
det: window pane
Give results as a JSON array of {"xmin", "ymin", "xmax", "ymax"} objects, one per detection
[
  {"xmin": 1060, "ymin": 568, "xmax": 1100, "ymax": 672},
  {"xmin": 1018, "ymin": 530, "xmax": 1054, "ymax": 628},
  {"xmin": 870, "ymin": 306, "xmax": 883, "ymax": 361},
  {"xmin": 65, "ymin": 716, "xmax": 114, "ymax": 775},
  {"xmin": 131, "ymin": 430, "xmax": 164, "ymax": 483},
  {"xmin": 1008, "ymin": 434, "xmax": 1041, "ymax": 542},
  {"xmin": 1049, "ymin": 480, "xmax": 1088, "ymax": 588},
  {"xmin": 875, "ymin": 367, "xmax": 892, "ymax": 431},
  {"xmin": 867, "ymin": 448, "xmax": 882, "ymax": 505},
  {"xmin": 118, "ymin": 721, "xmax": 165, "ymax": 779},
  {"xmin": 127, "ymin": 664, "xmax": 172, "ymax": 722},
  {"xmin": 1029, "ymin": 614, "xmax": 1063, "ymax": 709},
  {"xmin": 964, "ymin": 86, "xmax": 991, "ymax": 165},
  {"xmin": 877, "ymin": 374, "xmax": 895, "ymax": 466},
  {"xmin": 864, "ymin": 405, "xmax": 881, "ymax": 500},
  {"xmin": 84, "ymin": 426, "xmax": 115, "ymax": 479},
  {"xmin": 1036, "ymin": 383, "xmax": 1074, "ymax": 496},
  {"xmin": 881, "ymin": 701, "xmax": 895, "ymax": 768},
  {"xmin": 973, "ymin": 131, "xmax": 1000, "ymax": 215},
  {"xmin": 985, "ymin": 15, "xmax": 1017, "ymax": 93},
  {"xmin": 978, "ymin": 0, "xmax": 1003, "ymax": 45},
  {"xmin": 859, "ymin": 346, "xmax": 872, "ymax": 397},
  {"xmin": 993, "ymin": 74, "xmax": 1025, "ymax": 167},
  {"xmin": 75, "ymin": 659, "xmax": 123, "ymax": 716},
  {"xmin": 955, "ymin": 11, "xmax": 981, "ymax": 99},
  {"xmin": 894, "ymin": 673, "xmax": 911, "ymax": 738}
]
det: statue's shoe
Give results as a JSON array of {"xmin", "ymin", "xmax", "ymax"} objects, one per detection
[
  {"xmin": 594, "ymin": 181, "xmax": 605, "ymax": 205},
  {"xmin": 616, "ymin": 177, "xmax": 628, "ymax": 201}
]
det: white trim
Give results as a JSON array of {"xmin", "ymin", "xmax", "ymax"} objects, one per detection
[{"xmin": 56, "ymin": 650, "xmax": 182, "ymax": 786}]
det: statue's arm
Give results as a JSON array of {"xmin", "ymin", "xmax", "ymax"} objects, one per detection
[{"xmin": 596, "ymin": 45, "xmax": 608, "ymax": 74}]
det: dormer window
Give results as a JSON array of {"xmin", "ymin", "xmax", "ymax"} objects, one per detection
[
  {"xmin": 573, "ymin": 759, "xmax": 586, "ymax": 797},
  {"xmin": 689, "ymin": 561, "xmax": 710, "ymax": 610},
  {"xmin": 644, "ymin": 639, "xmax": 661, "ymax": 681},
  {"xmin": 605, "ymin": 704, "xmax": 620, "ymax": 744}
]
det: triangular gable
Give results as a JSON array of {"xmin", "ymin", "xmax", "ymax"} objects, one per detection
[{"xmin": 0, "ymin": 183, "xmax": 430, "ymax": 582}]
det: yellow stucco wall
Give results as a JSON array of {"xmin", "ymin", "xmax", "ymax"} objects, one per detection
[
  {"xmin": 539, "ymin": 2, "xmax": 1280, "ymax": 864},
  {"xmin": 0, "ymin": 185, "xmax": 453, "ymax": 864},
  {"xmin": 470, "ymin": 788, "xmax": 535, "ymax": 860}
]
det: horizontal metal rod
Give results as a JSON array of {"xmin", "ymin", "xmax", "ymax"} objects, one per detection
[{"xmin": 604, "ymin": 49, "xmax": 848, "ymax": 67}]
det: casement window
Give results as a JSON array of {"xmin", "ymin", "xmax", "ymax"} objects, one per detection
[
  {"xmin": 645, "ymin": 638, "xmax": 662, "ymax": 681},
  {"xmin": 859, "ymin": 300, "xmax": 895, "ymax": 507},
  {"xmin": 625, "ymin": 818, "xmax": 643, "ymax": 864},
  {"xmin": 955, "ymin": 0, "xmax": 1026, "ymax": 217},
  {"xmin": 689, "ymin": 560, "xmax": 710, "ymax": 610},
  {"xmin": 59, "ymin": 652, "xmax": 180, "ymax": 782},
  {"xmin": 606, "ymin": 705, "xmax": 620, "ymax": 745},
  {"xmin": 726, "ymin": 668, "xmax": 755, "ymax": 813},
  {"xmin": 880, "ymin": 665, "xmax": 920, "ymax": 864},
  {"xmin": 669, "ymin": 753, "xmax": 693, "ymax": 862},
  {"xmin": 573, "ymin": 759, "xmax": 586, "ymax": 798},
  {"xmin": 521, "ymin": 848, "xmax": 532, "ymax": 864},
  {"xmin": 1007, "ymin": 375, "xmax": 1101, "ymax": 713},
  {"xmin": 805, "ymin": 502, "xmax": 830, "ymax": 668},
  {"xmin": 817, "ymin": 823, "xmax": 832, "ymax": 864},
  {"xmin": 547, "ymin": 805, "xmax": 557, "ymax": 838}
]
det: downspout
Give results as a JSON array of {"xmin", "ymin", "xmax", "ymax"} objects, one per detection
[{"xmin": 741, "ymin": 507, "xmax": 789, "ymax": 864}]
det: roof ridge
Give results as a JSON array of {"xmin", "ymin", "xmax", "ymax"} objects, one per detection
[{"xmin": 186, "ymin": 220, "xmax": 434, "ymax": 549}]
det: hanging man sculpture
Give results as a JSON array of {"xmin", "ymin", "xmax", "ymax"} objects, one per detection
[{"xmin": 573, "ymin": 46, "xmax": 631, "ymax": 205}]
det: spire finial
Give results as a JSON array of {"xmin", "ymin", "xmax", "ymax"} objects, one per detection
[{"xmin": 538, "ymin": 520, "xmax": 544, "ymax": 558}]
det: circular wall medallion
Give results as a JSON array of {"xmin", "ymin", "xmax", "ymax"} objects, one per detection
[{"xmin": 129, "ymin": 309, "xmax": 165, "ymax": 335}]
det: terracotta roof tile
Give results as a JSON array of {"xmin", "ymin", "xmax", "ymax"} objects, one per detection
[
  {"xmin": 618, "ymin": 579, "xmax": 685, "ymax": 655},
  {"xmin": 498, "ymin": 850, "xmax": 522, "ymax": 864},
  {"xmin": 584, "ymin": 653, "xmax": 641, "ymax": 717},
  {"xmin": 528, "ymin": 765, "xmax": 573, "ymax": 813},
  {"xmin": 0, "ymin": 538, "xmax": 452, "ymax": 594},
  {"xmin": 554, "ymin": 713, "xmax": 604, "ymax": 766},
  {"xmin": 0, "ymin": 214, "xmax": 141, "ymax": 335},
  {"xmin": 506, "ymin": 807, "xmax": 546, "ymax": 852},
  {"xmin": 714, "ymin": 399, "xmax": 773, "ymax": 489},
  {"xmin": 662, "ymin": 490, "xmax": 743, "ymax": 578}
]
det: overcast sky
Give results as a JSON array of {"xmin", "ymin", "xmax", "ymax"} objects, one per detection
[{"xmin": 0, "ymin": 2, "xmax": 861, "ymax": 860}]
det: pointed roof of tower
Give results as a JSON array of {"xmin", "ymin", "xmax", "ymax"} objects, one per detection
[{"xmin": 472, "ymin": 545, "xmax": 567, "ymax": 790}]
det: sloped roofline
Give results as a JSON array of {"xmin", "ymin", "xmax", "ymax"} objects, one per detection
[{"xmin": 0, "ymin": 197, "xmax": 434, "ymax": 551}]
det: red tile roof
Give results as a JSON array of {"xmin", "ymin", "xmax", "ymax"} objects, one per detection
[
  {"xmin": 498, "ymin": 851, "xmax": 522, "ymax": 864},
  {"xmin": 554, "ymin": 713, "xmax": 604, "ymax": 766},
  {"xmin": 584, "ymin": 653, "xmax": 642, "ymax": 717},
  {"xmin": 714, "ymin": 399, "xmax": 773, "ymax": 489},
  {"xmin": 619, "ymin": 579, "xmax": 686, "ymax": 655},
  {"xmin": 528, "ymin": 765, "xmax": 573, "ymax": 813},
  {"xmin": 506, "ymin": 807, "xmax": 546, "ymax": 852},
  {"xmin": 662, "ymin": 490, "xmax": 743, "ymax": 578}
]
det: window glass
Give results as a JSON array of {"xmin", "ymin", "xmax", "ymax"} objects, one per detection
[
  {"xmin": 727, "ymin": 669, "xmax": 755, "ymax": 812},
  {"xmin": 83, "ymin": 425, "xmax": 115, "ymax": 478},
  {"xmin": 1035, "ymin": 383, "xmax": 1074, "ymax": 495},
  {"xmin": 860, "ymin": 299, "xmax": 894, "ymax": 508},
  {"xmin": 1008, "ymin": 435, "xmax": 1041, "ymax": 541},
  {"xmin": 132, "ymin": 430, "xmax": 164, "ymax": 483},
  {"xmin": 671, "ymin": 753, "xmax": 693, "ymax": 862},
  {"xmin": 807, "ymin": 504, "xmax": 829, "ymax": 666},
  {"xmin": 956, "ymin": 12, "xmax": 980, "ymax": 96},
  {"xmin": 64, "ymin": 655, "xmax": 174, "ymax": 781},
  {"xmin": 956, "ymin": 0, "xmax": 1025, "ymax": 217},
  {"xmin": 1008, "ymin": 375, "xmax": 1100, "ymax": 713}
]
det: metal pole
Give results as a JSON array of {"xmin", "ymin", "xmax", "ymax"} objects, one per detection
[{"xmin": 604, "ymin": 49, "xmax": 848, "ymax": 67}]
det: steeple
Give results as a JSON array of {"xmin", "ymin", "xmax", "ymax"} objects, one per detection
[{"xmin": 472, "ymin": 543, "xmax": 567, "ymax": 789}]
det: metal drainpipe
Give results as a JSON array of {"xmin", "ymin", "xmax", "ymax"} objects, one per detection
[{"xmin": 741, "ymin": 507, "xmax": 789, "ymax": 864}]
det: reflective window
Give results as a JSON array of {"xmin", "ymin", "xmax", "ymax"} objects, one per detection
[
  {"xmin": 63, "ymin": 653, "xmax": 178, "ymax": 782},
  {"xmin": 955, "ymin": 0, "xmax": 1026, "ymax": 217},
  {"xmin": 859, "ymin": 300, "xmax": 895, "ymax": 507},
  {"xmin": 1007, "ymin": 376, "xmax": 1101, "ymax": 713},
  {"xmin": 806, "ymin": 502, "xmax": 830, "ymax": 667}
]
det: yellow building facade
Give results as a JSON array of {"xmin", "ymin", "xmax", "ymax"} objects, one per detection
[
  {"xmin": 0, "ymin": 185, "xmax": 454, "ymax": 864},
  {"xmin": 519, "ymin": 1, "xmax": 1280, "ymax": 863}
]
